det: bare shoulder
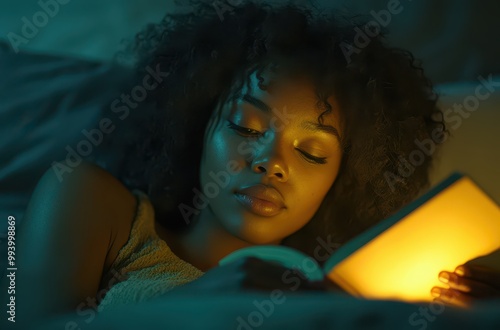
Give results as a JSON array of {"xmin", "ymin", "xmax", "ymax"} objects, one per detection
[
  {"xmin": 11, "ymin": 162, "xmax": 138, "ymax": 318},
  {"xmin": 42, "ymin": 161, "xmax": 130, "ymax": 194},
  {"xmin": 31, "ymin": 161, "xmax": 137, "ymax": 272},
  {"xmin": 35, "ymin": 161, "xmax": 136, "ymax": 216}
]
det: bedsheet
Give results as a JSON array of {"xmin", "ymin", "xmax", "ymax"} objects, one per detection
[
  {"xmin": 2, "ymin": 15, "xmax": 500, "ymax": 329},
  {"xmin": 34, "ymin": 291, "xmax": 500, "ymax": 330}
]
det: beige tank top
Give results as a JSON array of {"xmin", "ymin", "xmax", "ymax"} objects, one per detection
[{"xmin": 97, "ymin": 190, "xmax": 204, "ymax": 312}]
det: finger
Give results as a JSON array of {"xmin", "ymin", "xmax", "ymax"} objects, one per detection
[
  {"xmin": 438, "ymin": 271, "xmax": 471, "ymax": 292},
  {"xmin": 439, "ymin": 271, "xmax": 500, "ymax": 298},
  {"xmin": 432, "ymin": 297, "xmax": 453, "ymax": 308},
  {"xmin": 431, "ymin": 287, "xmax": 472, "ymax": 308},
  {"xmin": 454, "ymin": 265, "xmax": 500, "ymax": 290},
  {"xmin": 432, "ymin": 296, "xmax": 465, "ymax": 309}
]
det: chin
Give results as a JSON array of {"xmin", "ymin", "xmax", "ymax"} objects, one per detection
[
  {"xmin": 216, "ymin": 208, "xmax": 290, "ymax": 245},
  {"xmin": 235, "ymin": 228, "xmax": 285, "ymax": 245}
]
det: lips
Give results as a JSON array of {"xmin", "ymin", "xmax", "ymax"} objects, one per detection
[{"xmin": 234, "ymin": 184, "xmax": 286, "ymax": 217}]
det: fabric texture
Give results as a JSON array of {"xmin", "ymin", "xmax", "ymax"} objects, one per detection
[
  {"xmin": 0, "ymin": 40, "xmax": 133, "ymax": 234},
  {"xmin": 97, "ymin": 190, "xmax": 204, "ymax": 312},
  {"xmin": 0, "ymin": 40, "xmax": 135, "ymax": 278}
]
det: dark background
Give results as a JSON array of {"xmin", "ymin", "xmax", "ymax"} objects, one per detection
[{"xmin": 1, "ymin": 0, "xmax": 499, "ymax": 84}]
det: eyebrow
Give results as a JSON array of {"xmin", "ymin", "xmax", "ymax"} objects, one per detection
[
  {"xmin": 241, "ymin": 93, "xmax": 342, "ymax": 141},
  {"xmin": 300, "ymin": 121, "xmax": 341, "ymax": 141},
  {"xmin": 242, "ymin": 93, "xmax": 272, "ymax": 113}
]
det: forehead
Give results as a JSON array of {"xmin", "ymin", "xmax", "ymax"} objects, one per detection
[{"xmin": 236, "ymin": 70, "xmax": 342, "ymax": 127}]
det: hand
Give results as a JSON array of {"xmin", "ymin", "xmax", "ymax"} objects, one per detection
[
  {"xmin": 170, "ymin": 256, "xmax": 330, "ymax": 294},
  {"xmin": 431, "ymin": 248, "xmax": 500, "ymax": 307}
]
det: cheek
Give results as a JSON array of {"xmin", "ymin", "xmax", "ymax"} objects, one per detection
[
  {"xmin": 291, "ymin": 165, "xmax": 340, "ymax": 215},
  {"xmin": 209, "ymin": 127, "xmax": 253, "ymax": 166},
  {"xmin": 201, "ymin": 129, "xmax": 246, "ymax": 184},
  {"xmin": 295, "ymin": 181, "xmax": 327, "ymax": 213},
  {"xmin": 208, "ymin": 130, "xmax": 238, "ymax": 163}
]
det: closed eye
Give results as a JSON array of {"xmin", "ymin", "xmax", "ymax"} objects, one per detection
[
  {"xmin": 226, "ymin": 120, "xmax": 328, "ymax": 165},
  {"xmin": 296, "ymin": 149, "xmax": 327, "ymax": 164},
  {"xmin": 226, "ymin": 120, "xmax": 262, "ymax": 137}
]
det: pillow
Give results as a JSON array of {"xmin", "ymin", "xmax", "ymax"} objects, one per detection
[
  {"xmin": 0, "ymin": 40, "xmax": 134, "ymax": 242},
  {"xmin": 430, "ymin": 78, "xmax": 500, "ymax": 204}
]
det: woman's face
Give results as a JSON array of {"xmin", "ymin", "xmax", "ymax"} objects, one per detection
[{"xmin": 199, "ymin": 72, "xmax": 344, "ymax": 244}]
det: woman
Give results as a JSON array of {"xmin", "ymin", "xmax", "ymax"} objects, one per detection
[{"xmin": 7, "ymin": 0, "xmax": 499, "ymax": 326}]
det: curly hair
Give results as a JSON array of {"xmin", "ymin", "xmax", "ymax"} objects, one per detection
[{"xmin": 104, "ymin": 0, "xmax": 447, "ymax": 261}]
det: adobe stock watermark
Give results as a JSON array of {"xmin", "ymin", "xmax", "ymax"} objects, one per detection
[
  {"xmin": 236, "ymin": 235, "xmax": 341, "ymax": 330},
  {"xmin": 7, "ymin": 0, "xmax": 71, "ymax": 53},
  {"xmin": 384, "ymin": 74, "xmax": 500, "ymax": 192},
  {"xmin": 178, "ymin": 105, "xmax": 297, "ymax": 224},
  {"xmin": 50, "ymin": 64, "xmax": 170, "ymax": 181},
  {"xmin": 340, "ymin": 0, "xmax": 413, "ymax": 64},
  {"xmin": 408, "ymin": 299, "xmax": 446, "ymax": 330},
  {"xmin": 64, "ymin": 268, "xmax": 127, "ymax": 329}
]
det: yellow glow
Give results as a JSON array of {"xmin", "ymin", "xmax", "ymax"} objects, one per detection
[{"xmin": 327, "ymin": 176, "xmax": 500, "ymax": 303}]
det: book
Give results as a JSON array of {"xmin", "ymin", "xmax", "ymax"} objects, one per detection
[{"xmin": 218, "ymin": 172, "xmax": 500, "ymax": 303}]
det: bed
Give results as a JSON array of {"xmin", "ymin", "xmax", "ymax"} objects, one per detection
[{"xmin": 1, "ymin": 1, "xmax": 500, "ymax": 329}]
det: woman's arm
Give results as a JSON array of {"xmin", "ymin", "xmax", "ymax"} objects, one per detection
[{"xmin": 1, "ymin": 161, "xmax": 136, "ymax": 326}]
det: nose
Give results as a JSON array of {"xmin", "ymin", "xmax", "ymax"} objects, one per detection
[{"xmin": 250, "ymin": 138, "xmax": 289, "ymax": 182}]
